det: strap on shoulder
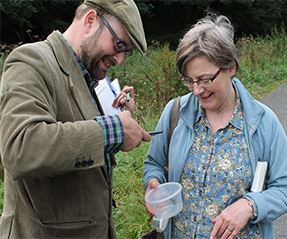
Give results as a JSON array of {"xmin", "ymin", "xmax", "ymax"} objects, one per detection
[
  {"xmin": 164, "ymin": 96, "xmax": 180, "ymax": 179},
  {"xmin": 167, "ymin": 96, "xmax": 180, "ymax": 151}
]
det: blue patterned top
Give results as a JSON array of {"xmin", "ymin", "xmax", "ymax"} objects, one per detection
[{"xmin": 173, "ymin": 96, "xmax": 263, "ymax": 239}]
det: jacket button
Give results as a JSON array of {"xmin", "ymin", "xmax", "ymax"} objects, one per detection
[
  {"xmin": 87, "ymin": 160, "xmax": 94, "ymax": 166},
  {"xmin": 81, "ymin": 160, "xmax": 88, "ymax": 167},
  {"xmin": 74, "ymin": 161, "xmax": 81, "ymax": 168}
]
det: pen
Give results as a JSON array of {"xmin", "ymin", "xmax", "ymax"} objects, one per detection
[
  {"xmin": 148, "ymin": 130, "xmax": 163, "ymax": 136},
  {"xmin": 127, "ymin": 92, "xmax": 131, "ymax": 102}
]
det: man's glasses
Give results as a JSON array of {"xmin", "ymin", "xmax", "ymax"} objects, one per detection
[
  {"xmin": 180, "ymin": 68, "xmax": 221, "ymax": 88},
  {"xmin": 99, "ymin": 15, "xmax": 133, "ymax": 55}
]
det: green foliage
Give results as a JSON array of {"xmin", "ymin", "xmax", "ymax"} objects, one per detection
[
  {"xmin": 1, "ymin": 0, "xmax": 81, "ymax": 42},
  {"xmin": 135, "ymin": 2, "xmax": 154, "ymax": 16},
  {"xmin": 237, "ymin": 31, "xmax": 287, "ymax": 98},
  {"xmin": 1, "ymin": 0, "xmax": 287, "ymax": 47},
  {"xmin": 112, "ymin": 115, "xmax": 159, "ymax": 239},
  {"xmin": 1, "ymin": 0, "xmax": 38, "ymax": 27},
  {"xmin": 109, "ymin": 43, "xmax": 189, "ymax": 114},
  {"xmin": 113, "ymin": 144, "xmax": 150, "ymax": 239}
]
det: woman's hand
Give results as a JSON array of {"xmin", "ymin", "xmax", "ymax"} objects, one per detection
[
  {"xmin": 112, "ymin": 85, "xmax": 135, "ymax": 113},
  {"xmin": 210, "ymin": 198, "xmax": 254, "ymax": 239},
  {"xmin": 144, "ymin": 178, "xmax": 160, "ymax": 214}
]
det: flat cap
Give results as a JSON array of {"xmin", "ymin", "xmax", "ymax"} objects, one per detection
[{"xmin": 84, "ymin": 0, "xmax": 147, "ymax": 54}]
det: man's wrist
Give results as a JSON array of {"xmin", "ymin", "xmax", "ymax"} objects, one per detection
[{"xmin": 94, "ymin": 115, "xmax": 124, "ymax": 153}]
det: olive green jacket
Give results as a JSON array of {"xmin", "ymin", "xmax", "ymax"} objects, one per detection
[{"xmin": 0, "ymin": 31, "xmax": 116, "ymax": 238}]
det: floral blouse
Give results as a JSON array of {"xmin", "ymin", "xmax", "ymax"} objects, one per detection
[{"xmin": 173, "ymin": 96, "xmax": 263, "ymax": 239}]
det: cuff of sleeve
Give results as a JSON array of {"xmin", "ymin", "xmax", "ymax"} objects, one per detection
[
  {"xmin": 94, "ymin": 115, "xmax": 124, "ymax": 153},
  {"xmin": 242, "ymin": 195, "xmax": 258, "ymax": 221},
  {"xmin": 244, "ymin": 192, "xmax": 268, "ymax": 223}
]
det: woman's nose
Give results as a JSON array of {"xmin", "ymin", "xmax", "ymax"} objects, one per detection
[{"xmin": 192, "ymin": 83, "xmax": 205, "ymax": 95}]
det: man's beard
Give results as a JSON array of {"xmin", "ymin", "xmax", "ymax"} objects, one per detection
[{"xmin": 80, "ymin": 25, "xmax": 105, "ymax": 80}]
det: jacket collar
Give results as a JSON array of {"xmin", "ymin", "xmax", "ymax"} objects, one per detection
[
  {"xmin": 46, "ymin": 31, "xmax": 99, "ymax": 119},
  {"xmin": 232, "ymin": 78, "xmax": 264, "ymax": 133}
]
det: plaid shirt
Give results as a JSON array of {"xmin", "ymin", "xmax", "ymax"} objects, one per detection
[{"xmin": 63, "ymin": 34, "xmax": 124, "ymax": 154}]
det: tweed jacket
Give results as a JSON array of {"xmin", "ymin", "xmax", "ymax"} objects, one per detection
[{"xmin": 0, "ymin": 31, "xmax": 116, "ymax": 238}]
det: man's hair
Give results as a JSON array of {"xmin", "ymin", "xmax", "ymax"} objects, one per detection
[{"xmin": 176, "ymin": 14, "xmax": 239, "ymax": 75}]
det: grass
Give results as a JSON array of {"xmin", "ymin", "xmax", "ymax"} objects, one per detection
[
  {"xmin": 112, "ymin": 115, "xmax": 159, "ymax": 239},
  {"xmin": 237, "ymin": 31, "xmax": 287, "ymax": 99},
  {"xmin": 113, "ymin": 145, "xmax": 151, "ymax": 239},
  {"xmin": 0, "ymin": 32, "xmax": 286, "ymax": 238}
]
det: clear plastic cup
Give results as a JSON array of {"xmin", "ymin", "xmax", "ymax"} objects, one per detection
[
  {"xmin": 152, "ymin": 216, "xmax": 169, "ymax": 232},
  {"xmin": 145, "ymin": 182, "xmax": 183, "ymax": 219}
]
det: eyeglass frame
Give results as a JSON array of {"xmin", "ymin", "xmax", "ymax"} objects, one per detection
[
  {"xmin": 180, "ymin": 68, "xmax": 221, "ymax": 88},
  {"xmin": 99, "ymin": 15, "xmax": 133, "ymax": 55}
]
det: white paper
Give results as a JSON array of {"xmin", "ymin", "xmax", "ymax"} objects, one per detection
[
  {"xmin": 95, "ymin": 77, "xmax": 122, "ymax": 115},
  {"xmin": 111, "ymin": 78, "xmax": 121, "ymax": 95}
]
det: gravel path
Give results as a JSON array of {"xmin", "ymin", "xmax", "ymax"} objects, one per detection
[{"xmin": 261, "ymin": 82, "xmax": 287, "ymax": 239}]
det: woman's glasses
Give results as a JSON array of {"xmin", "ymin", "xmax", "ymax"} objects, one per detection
[{"xmin": 181, "ymin": 68, "xmax": 221, "ymax": 88}]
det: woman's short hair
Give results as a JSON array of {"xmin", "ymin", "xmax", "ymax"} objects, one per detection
[{"xmin": 176, "ymin": 14, "xmax": 238, "ymax": 75}]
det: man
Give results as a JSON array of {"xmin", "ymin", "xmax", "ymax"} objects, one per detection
[{"xmin": 0, "ymin": 0, "xmax": 150, "ymax": 238}]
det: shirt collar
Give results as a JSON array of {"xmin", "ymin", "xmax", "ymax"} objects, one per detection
[
  {"xmin": 229, "ymin": 95, "xmax": 244, "ymax": 130},
  {"xmin": 193, "ymin": 90, "xmax": 244, "ymax": 131}
]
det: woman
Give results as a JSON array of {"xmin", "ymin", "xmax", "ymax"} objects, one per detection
[{"xmin": 143, "ymin": 15, "xmax": 287, "ymax": 239}]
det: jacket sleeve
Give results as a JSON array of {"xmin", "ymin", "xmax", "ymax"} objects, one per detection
[
  {"xmin": 143, "ymin": 99, "xmax": 175, "ymax": 189},
  {"xmin": 246, "ymin": 106, "xmax": 287, "ymax": 223},
  {"xmin": 0, "ymin": 45, "xmax": 105, "ymax": 179}
]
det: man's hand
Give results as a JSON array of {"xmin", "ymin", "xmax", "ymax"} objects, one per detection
[
  {"xmin": 113, "ymin": 86, "xmax": 135, "ymax": 113},
  {"xmin": 118, "ymin": 110, "xmax": 151, "ymax": 151},
  {"xmin": 210, "ymin": 198, "xmax": 253, "ymax": 239}
]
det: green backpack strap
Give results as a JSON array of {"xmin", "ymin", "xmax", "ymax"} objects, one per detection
[{"xmin": 164, "ymin": 96, "xmax": 180, "ymax": 179}]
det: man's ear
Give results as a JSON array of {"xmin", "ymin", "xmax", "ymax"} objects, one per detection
[{"xmin": 83, "ymin": 10, "xmax": 98, "ymax": 33}]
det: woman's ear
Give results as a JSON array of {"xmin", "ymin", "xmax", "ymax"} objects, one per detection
[
  {"xmin": 230, "ymin": 63, "xmax": 237, "ymax": 74},
  {"xmin": 228, "ymin": 63, "xmax": 238, "ymax": 80},
  {"xmin": 229, "ymin": 63, "xmax": 237, "ymax": 78}
]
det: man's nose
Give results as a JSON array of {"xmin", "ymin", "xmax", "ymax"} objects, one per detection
[{"xmin": 113, "ymin": 52, "xmax": 125, "ymax": 65}]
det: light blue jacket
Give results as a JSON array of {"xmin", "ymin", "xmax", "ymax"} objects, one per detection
[{"xmin": 143, "ymin": 78, "xmax": 287, "ymax": 239}]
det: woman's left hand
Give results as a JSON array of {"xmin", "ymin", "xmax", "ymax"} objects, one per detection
[
  {"xmin": 210, "ymin": 198, "xmax": 254, "ymax": 239},
  {"xmin": 112, "ymin": 86, "xmax": 135, "ymax": 114}
]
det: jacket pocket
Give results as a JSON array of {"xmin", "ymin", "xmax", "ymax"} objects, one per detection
[
  {"xmin": 40, "ymin": 217, "xmax": 103, "ymax": 238},
  {"xmin": 0, "ymin": 214, "xmax": 14, "ymax": 239},
  {"xmin": 21, "ymin": 169, "xmax": 109, "ymax": 224},
  {"xmin": 41, "ymin": 217, "xmax": 97, "ymax": 228}
]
